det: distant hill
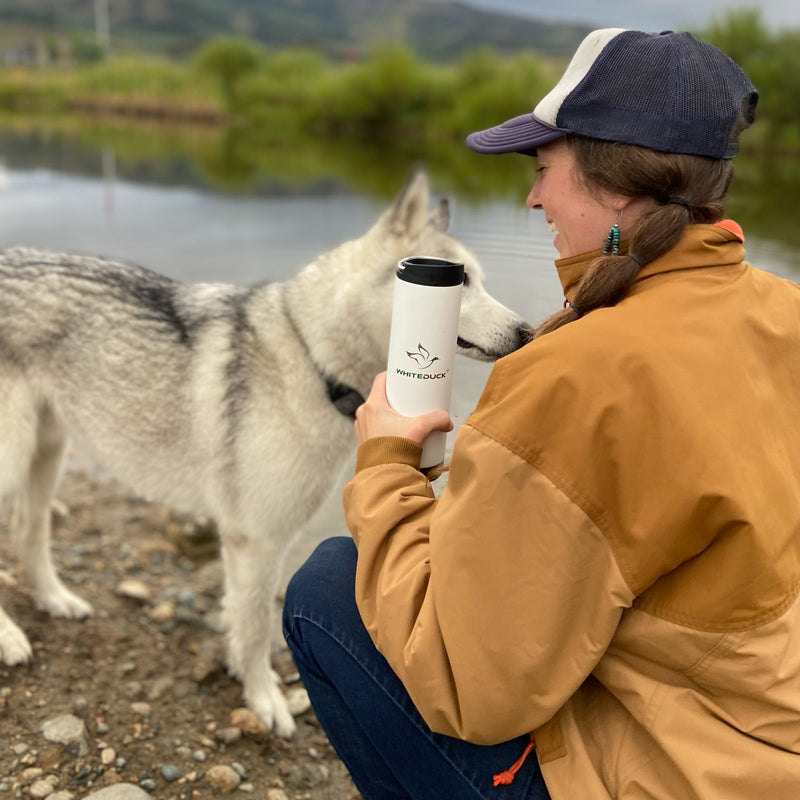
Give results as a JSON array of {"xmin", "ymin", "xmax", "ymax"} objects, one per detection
[{"xmin": 0, "ymin": 0, "xmax": 591, "ymax": 61}]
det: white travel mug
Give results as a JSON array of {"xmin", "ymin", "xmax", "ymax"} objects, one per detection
[{"xmin": 386, "ymin": 256, "xmax": 464, "ymax": 468}]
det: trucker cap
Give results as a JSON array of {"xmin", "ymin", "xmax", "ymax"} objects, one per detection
[{"xmin": 465, "ymin": 28, "xmax": 757, "ymax": 159}]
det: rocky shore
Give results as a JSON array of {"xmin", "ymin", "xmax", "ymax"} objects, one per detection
[{"xmin": 0, "ymin": 469, "xmax": 359, "ymax": 800}]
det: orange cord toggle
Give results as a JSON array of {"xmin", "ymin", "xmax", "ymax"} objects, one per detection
[{"xmin": 492, "ymin": 732, "xmax": 536, "ymax": 787}]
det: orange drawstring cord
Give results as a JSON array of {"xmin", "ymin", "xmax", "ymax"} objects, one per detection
[{"xmin": 492, "ymin": 732, "xmax": 536, "ymax": 787}]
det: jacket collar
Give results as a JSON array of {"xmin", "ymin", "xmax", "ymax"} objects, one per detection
[{"xmin": 555, "ymin": 222, "xmax": 747, "ymax": 306}]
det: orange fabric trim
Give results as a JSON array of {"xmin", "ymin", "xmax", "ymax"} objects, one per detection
[{"xmin": 714, "ymin": 219, "xmax": 745, "ymax": 242}]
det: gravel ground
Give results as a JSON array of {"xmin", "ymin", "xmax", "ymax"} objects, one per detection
[{"xmin": 0, "ymin": 466, "xmax": 360, "ymax": 800}]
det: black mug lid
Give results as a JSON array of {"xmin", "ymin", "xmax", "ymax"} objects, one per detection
[{"xmin": 397, "ymin": 256, "xmax": 464, "ymax": 287}]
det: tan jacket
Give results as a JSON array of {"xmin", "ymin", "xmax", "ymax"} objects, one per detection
[{"xmin": 343, "ymin": 224, "xmax": 800, "ymax": 799}]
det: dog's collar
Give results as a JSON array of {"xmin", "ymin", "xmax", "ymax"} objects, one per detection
[
  {"xmin": 281, "ymin": 287, "xmax": 365, "ymax": 419},
  {"xmin": 325, "ymin": 376, "xmax": 366, "ymax": 419}
]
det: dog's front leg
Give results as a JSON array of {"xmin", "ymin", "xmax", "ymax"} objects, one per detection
[
  {"xmin": 220, "ymin": 530, "xmax": 296, "ymax": 739},
  {"xmin": 15, "ymin": 494, "xmax": 93, "ymax": 620},
  {"xmin": 14, "ymin": 413, "xmax": 93, "ymax": 621}
]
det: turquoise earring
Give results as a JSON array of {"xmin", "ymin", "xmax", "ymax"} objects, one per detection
[{"xmin": 603, "ymin": 222, "xmax": 620, "ymax": 256}]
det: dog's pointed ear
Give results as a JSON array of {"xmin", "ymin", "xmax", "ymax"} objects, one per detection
[
  {"xmin": 387, "ymin": 167, "xmax": 430, "ymax": 238},
  {"xmin": 428, "ymin": 198, "xmax": 450, "ymax": 232}
]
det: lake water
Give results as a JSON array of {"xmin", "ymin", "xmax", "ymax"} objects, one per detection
[{"xmin": 1, "ymin": 141, "xmax": 798, "ymax": 581}]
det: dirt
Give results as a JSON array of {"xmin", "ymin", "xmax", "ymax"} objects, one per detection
[{"xmin": 0, "ymin": 465, "xmax": 361, "ymax": 800}]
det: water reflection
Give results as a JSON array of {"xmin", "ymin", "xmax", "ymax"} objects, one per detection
[
  {"xmin": 102, "ymin": 145, "xmax": 115, "ymax": 221},
  {"xmin": 1, "ymin": 114, "xmax": 797, "ymax": 256}
]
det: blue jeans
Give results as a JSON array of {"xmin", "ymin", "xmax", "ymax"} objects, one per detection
[{"xmin": 282, "ymin": 536, "xmax": 551, "ymax": 800}]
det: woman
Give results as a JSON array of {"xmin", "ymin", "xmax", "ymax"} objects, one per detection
[{"xmin": 283, "ymin": 29, "xmax": 799, "ymax": 800}]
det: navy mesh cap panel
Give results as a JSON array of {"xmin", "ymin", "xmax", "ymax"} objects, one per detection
[{"xmin": 556, "ymin": 31, "xmax": 756, "ymax": 158}]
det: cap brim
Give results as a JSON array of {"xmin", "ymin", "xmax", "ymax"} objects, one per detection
[{"xmin": 466, "ymin": 113, "xmax": 567, "ymax": 155}]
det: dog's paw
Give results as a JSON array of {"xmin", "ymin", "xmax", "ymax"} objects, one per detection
[
  {"xmin": 245, "ymin": 671, "xmax": 297, "ymax": 740},
  {"xmin": 34, "ymin": 586, "xmax": 93, "ymax": 620},
  {"xmin": 0, "ymin": 616, "xmax": 33, "ymax": 665}
]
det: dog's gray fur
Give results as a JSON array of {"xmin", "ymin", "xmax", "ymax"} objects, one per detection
[{"xmin": 0, "ymin": 169, "xmax": 526, "ymax": 737}]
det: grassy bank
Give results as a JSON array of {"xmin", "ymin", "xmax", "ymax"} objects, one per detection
[
  {"xmin": 0, "ymin": 55, "xmax": 224, "ymax": 122},
  {"xmin": 1, "ymin": 9, "xmax": 797, "ymax": 154},
  {"xmin": 0, "ymin": 43, "xmax": 558, "ymax": 145}
]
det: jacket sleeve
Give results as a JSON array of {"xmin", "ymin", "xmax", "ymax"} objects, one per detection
[{"xmin": 343, "ymin": 422, "xmax": 636, "ymax": 745}]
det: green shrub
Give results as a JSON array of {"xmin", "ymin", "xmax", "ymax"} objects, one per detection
[
  {"xmin": 194, "ymin": 36, "xmax": 266, "ymax": 105},
  {"xmin": 233, "ymin": 47, "xmax": 327, "ymax": 121},
  {"xmin": 309, "ymin": 45, "xmax": 450, "ymax": 136}
]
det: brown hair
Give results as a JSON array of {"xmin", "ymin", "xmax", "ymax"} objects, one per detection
[{"xmin": 531, "ymin": 137, "xmax": 735, "ymax": 339}]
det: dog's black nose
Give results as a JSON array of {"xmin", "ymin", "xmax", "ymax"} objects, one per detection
[{"xmin": 516, "ymin": 323, "xmax": 534, "ymax": 348}]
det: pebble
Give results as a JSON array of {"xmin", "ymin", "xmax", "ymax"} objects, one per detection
[
  {"xmin": 229, "ymin": 707, "xmax": 266, "ymax": 735},
  {"xmin": 129, "ymin": 701, "xmax": 152, "ymax": 717},
  {"xmin": 194, "ymin": 733, "xmax": 215, "ymax": 748},
  {"xmin": 160, "ymin": 764, "xmax": 181, "ymax": 782},
  {"xmin": 71, "ymin": 697, "xmax": 89, "ymax": 715},
  {"xmin": 214, "ymin": 726, "xmax": 242, "ymax": 745},
  {"xmin": 205, "ymin": 764, "xmax": 241, "ymax": 793},
  {"xmin": 115, "ymin": 578, "xmax": 152, "ymax": 602},
  {"xmin": 29, "ymin": 778, "xmax": 58, "ymax": 800},
  {"xmin": 41, "ymin": 748, "xmax": 62, "ymax": 770},
  {"xmin": 286, "ymin": 686, "xmax": 311, "ymax": 716},
  {"xmin": 83, "ymin": 785, "xmax": 152, "ymax": 800},
  {"xmin": 174, "ymin": 607, "xmax": 207, "ymax": 628},
  {"xmin": 20, "ymin": 767, "xmax": 43, "ymax": 784},
  {"xmin": 230, "ymin": 761, "xmax": 248, "ymax": 779},
  {"xmin": 40, "ymin": 714, "xmax": 89, "ymax": 757},
  {"xmin": 72, "ymin": 764, "xmax": 93, "ymax": 787},
  {"xmin": 145, "ymin": 601, "xmax": 175, "ymax": 623}
]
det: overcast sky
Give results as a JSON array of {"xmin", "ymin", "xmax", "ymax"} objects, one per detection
[{"xmin": 426, "ymin": 0, "xmax": 799, "ymax": 31}]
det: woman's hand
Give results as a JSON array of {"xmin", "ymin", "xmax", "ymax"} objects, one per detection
[{"xmin": 354, "ymin": 372, "xmax": 454, "ymax": 446}]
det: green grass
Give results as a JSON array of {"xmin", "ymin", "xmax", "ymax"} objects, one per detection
[{"xmin": 0, "ymin": 55, "xmax": 223, "ymax": 120}]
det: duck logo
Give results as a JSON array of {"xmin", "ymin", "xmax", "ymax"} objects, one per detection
[{"xmin": 406, "ymin": 343, "xmax": 439, "ymax": 370}]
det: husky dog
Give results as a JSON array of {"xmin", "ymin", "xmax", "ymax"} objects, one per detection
[{"xmin": 0, "ymin": 169, "xmax": 526, "ymax": 737}]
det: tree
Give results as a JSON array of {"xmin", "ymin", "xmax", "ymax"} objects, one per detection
[{"xmin": 195, "ymin": 36, "xmax": 264, "ymax": 108}]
